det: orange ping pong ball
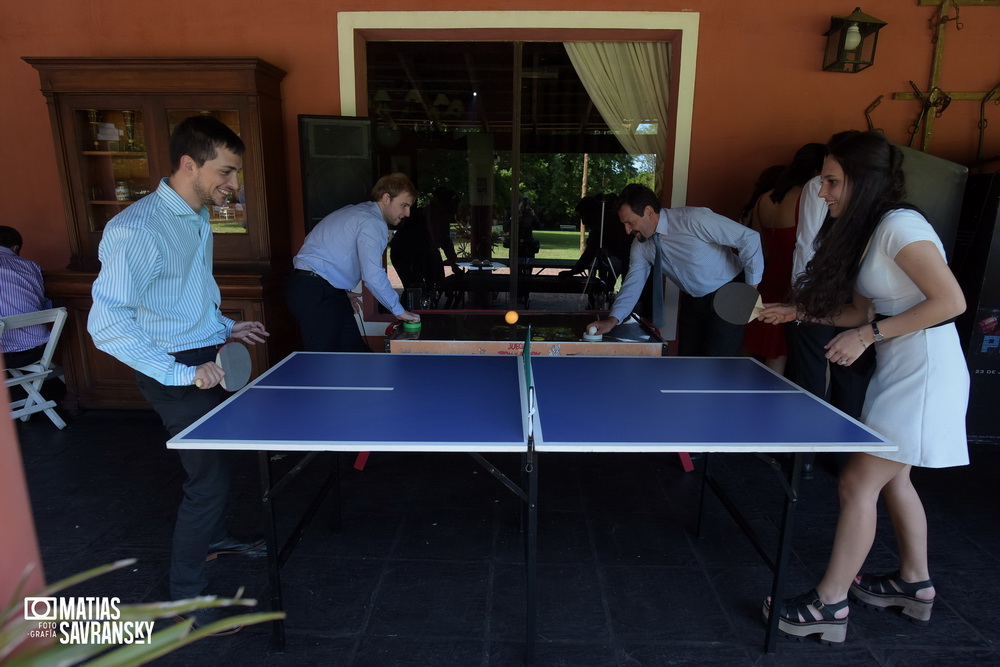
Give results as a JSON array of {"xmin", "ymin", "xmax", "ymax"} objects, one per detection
[{"xmin": 505, "ymin": 310, "xmax": 519, "ymax": 324}]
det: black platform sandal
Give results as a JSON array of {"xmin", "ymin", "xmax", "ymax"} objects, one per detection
[
  {"xmin": 762, "ymin": 588, "xmax": 848, "ymax": 644},
  {"xmin": 849, "ymin": 571, "xmax": 934, "ymax": 625}
]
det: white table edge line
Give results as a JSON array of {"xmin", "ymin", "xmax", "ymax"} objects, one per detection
[
  {"xmin": 251, "ymin": 385, "xmax": 394, "ymax": 391},
  {"xmin": 657, "ymin": 389, "xmax": 802, "ymax": 394}
]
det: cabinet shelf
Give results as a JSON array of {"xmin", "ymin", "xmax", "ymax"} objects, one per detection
[{"xmin": 81, "ymin": 151, "xmax": 148, "ymax": 157}]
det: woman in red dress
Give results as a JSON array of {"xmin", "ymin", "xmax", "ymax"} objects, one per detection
[{"xmin": 742, "ymin": 143, "xmax": 826, "ymax": 373}]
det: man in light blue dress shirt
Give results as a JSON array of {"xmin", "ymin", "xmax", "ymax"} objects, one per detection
[
  {"xmin": 589, "ymin": 184, "xmax": 763, "ymax": 356},
  {"xmin": 88, "ymin": 116, "xmax": 269, "ymax": 635},
  {"xmin": 286, "ymin": 172, "xmax": 421, "ymax": 351}
]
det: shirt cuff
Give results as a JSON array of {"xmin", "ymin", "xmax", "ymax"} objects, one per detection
[{"xmin": 165, "ymin": 363, "xmax": 197, "ymax": 387}]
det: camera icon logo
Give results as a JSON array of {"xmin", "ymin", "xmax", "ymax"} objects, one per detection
[{"xmin": 24, "ymin": 597, "xmax": 58, "ymax": 621}]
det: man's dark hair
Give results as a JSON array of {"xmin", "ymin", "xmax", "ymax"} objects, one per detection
[
  {"xmin": 0, "ymin": 225, "xmax": 23, "ymax": 250},
  {"xmin": 616, "ymin": 184, "xmax": 662, "ymax": 218},
  {"xmin": 169, "ymin": 115, "xmax": 245, "ymax": 172}
]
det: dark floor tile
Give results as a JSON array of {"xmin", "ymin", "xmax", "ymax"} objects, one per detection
[
  {"xmin": 353, "ymin": 636, "xmax": 486, "ymax": 666},
  {"xmin": 43, "ymin": 550, "xmax": 170, "ymax": 604},
  {"xmin": 392, "ymin": 506, "xmax": 497, "ymax": 561},
  {"xmin": 493, "ymin": 510, "xmax": 594, "ymax": 565},
  {"xmin": 924, "ymin": 519, "xmax": 1000, "ymax": 571},
  {"xmin": 15, "ymin": 409, "xmax": 1000, "ymax": 666},
  {"xmin": 703, "ymin": 564, "xmax": 802, "ymax": 650},
  {"xmin": 756, "ymin": 643, "xmax": 881, "ymax": 666},
  {"xmin": 588, "ymin": 511, "xmax": 696, "ymax": 567},
  {"xmin": 534, "ymin": 511, "xmax": 598, "ymax": 565},
  {"xmin": 367, "ymin": 560, "xmax": 490, "ymax": 639},
  {"xmin": 919, "ymin": 567, "xmax": 1000, "ymax": 647},
  {"xmin": 618, "ymin": 642, "xmax": 762, "ymax": 667},
  {"xmin": 690, "ymin": 508, "xmax": 785, "ymax": 569},
  {"xmin": 528, "ymin": 640, "xmax": 617, "ymax": 667},
  {"xmin": 298, "ymin": 510, "xmax": 405, "ymax": 560},
  {"xmin": 269, "ymin": 555, "xmax": 384, "ymax": 635},
  {"xmin": 603, "ymin": 565, "xmax": 734, "ymax": 644},
  {"xmin": 874, "ymin": 647, "xmax": 1000, "ymax": 666},
  {"xmin": 490, "ymin": 562, "xmax": 608, "ymax": 643},
  {"xmin": 158, "ymin": 629, "xmax": 357, "ymax": 667}
]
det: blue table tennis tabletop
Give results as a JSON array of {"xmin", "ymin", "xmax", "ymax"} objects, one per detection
[
  {"xmin": 169, "ymin": 352, "xmax": 892, "ymax": 455},
  {"xmin": 166, "ymin": 351, "xmax": 894, "ymax": 660}
]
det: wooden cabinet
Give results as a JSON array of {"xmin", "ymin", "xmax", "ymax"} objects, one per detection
[{"xmin": 25, "ymin": 57, "xmax": 294, "ymax": 409}]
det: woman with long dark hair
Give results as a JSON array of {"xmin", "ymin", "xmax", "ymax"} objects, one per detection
[{"xmin": 759, "ymin": 131, "xmax": 969, "ymax": 644}]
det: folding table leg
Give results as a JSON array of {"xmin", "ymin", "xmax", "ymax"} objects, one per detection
[
  {"xmin": 524, "ymin": 452, "xmax": 538, "ymax": 667},
  {"xmin": 258, "ymin": 451, "xmax": 286, "ymax": 651},
  {"xmin": 764, "ymin": 452, "xmax": 803, "ymax": 653}
]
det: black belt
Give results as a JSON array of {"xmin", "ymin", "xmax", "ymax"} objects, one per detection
[
  {"xmin": 293, "ymin": 268, "xmax": 321, "ymax": 278},
  {"xmin": 169, "ymin": 345, "xmax": 220, "ymax": 358},
  {"xmin": 874, "ymin": 313, "xmax": 956, "ymax": 329}
]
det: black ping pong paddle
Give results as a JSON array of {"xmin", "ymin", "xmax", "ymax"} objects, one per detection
[
  {"xmin": 194, "ymin": 341, "xmax": 252, "ymax": 392},
  {"xmin": 713, "ymin": 282, "xmax": 764, "ymax": 325}
]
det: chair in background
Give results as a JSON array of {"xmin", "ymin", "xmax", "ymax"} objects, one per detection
[{"xmin": 1, "ymin": 306, "xmax": 68, "ymax": 429}]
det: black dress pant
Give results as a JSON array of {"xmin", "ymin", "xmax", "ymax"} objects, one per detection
[
  {"xmin": 4, "ymin": 344, "xmax": 46, "ymax": 369},
  {"xmin": 285, "ymin": 272, "xmax": 369, "ymax": 352},
  {"xmin": 784, "ymin": 321, "xmax": 874, "ymax": 420},
  {"xmin": 135, "ymin": 347, "xmax": 232, "ymax": 600},
  {"xmin": 677, "ymin": 285, "xmax": 745, "ymax": 357}
]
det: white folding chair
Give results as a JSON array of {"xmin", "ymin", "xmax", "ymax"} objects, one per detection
[{"xmin": 1, "ymin": 307, "xmax": 68, "ymax": 429}]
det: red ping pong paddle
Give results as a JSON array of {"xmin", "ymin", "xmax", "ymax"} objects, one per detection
[
  {"xmin": 193, "ymin": 341, "xmax": 252, "ymax": 392},
  {"xmin": 713, "ymin": 282, "xmax": 764, "ymax": 325}
]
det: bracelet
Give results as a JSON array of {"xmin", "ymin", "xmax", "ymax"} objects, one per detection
[{"xmin": 856, "ymin": 328, "xmax": 869, "ymax": 349}]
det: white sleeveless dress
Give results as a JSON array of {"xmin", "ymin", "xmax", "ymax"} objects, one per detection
[{"xmin": 855, "ymin": 209, "xmax": 970, "ymax": 468}]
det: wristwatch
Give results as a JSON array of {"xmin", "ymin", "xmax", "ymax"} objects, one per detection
[{"xmin": 871, "ymin": 321, "xmax": 885, "ymax": 343}]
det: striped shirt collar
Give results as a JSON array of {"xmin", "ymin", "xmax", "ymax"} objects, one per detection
[{"xmin": 155, "ymin": 177, "xmax": 210, "ymax": 225}]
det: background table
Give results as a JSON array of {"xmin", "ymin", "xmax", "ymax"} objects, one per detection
[{"xmin": 385, "ymin": 309, "xmax": 664, "ymax": 356}]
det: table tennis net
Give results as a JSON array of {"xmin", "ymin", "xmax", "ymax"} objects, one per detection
[{"xmin": 523, "ymin": 326, "xmax": 537, "ymax": 436}]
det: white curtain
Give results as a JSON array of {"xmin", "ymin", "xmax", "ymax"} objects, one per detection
[{"xmin": 564, "ymin": 41, "xmax": 672, "ymax": 196}]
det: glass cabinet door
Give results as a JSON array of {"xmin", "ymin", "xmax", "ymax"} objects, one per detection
[
  {"xmin": 166, "ymin": 109, "xmax": 248, "ymax": 235},
  {"xmin": 75, "ymin": 108, "xmax": 152, "ymax": 232}
]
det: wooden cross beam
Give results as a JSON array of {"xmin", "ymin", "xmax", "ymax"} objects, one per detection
[
  {"xmin": 918, "ymin": 1, "xmax": 1000, "ymax": 6},
  {"xmin": 892, "ymin": 0, "xmax": 999, "ymax": 152}
]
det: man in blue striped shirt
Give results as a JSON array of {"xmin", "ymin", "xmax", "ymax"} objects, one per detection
[
  {"xmin": 88, "ymin": 115, "xmax": 268, "ymax": 635},
  {"xmin": 588, "ymin": 184, "xmax": 764, "ymax": 356},
  {"xmin": 1, "ymin": 226, "xmax": 52, "ymax": 369}
]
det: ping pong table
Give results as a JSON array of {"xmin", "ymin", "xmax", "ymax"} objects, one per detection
[{"xmin": 168, "ymin": 350, "xmax": 893, "ymax": 662}]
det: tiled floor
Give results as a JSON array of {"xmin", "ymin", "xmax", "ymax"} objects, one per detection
[{"xmin": 16, "ymin": 406, "xmax": 1000, "ymax": 666}]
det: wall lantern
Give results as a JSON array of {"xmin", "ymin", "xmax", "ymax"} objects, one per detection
[{"xmin": 823, "ymin": 7, "xmax": 887, "ymax": 73}]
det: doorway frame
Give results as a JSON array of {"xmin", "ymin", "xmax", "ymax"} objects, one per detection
[{"xmin": 337, "ymin": 10, "xmax": 700, "ymax": 208}]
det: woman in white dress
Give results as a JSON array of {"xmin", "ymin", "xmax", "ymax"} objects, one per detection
[{"xmin": 759, "ymin": 130, "xmax": 969, "ymax": 644}]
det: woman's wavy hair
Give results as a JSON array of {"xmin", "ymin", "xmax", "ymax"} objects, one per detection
[{"xmin": 791, "ymin": 131, "xmax": 907, "ymax": 318}]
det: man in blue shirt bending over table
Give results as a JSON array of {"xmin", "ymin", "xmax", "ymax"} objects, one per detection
[
  {"xmin": 285, "ymin": 172, "xmax": 421, "ymax": 352},
  {"xmin": 588, "ymin": 184, "xmax": 763, "ymax": 356},
  {"xmin": 88, "ymin": 115, "xmax": 269, "ymax": 635}
]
